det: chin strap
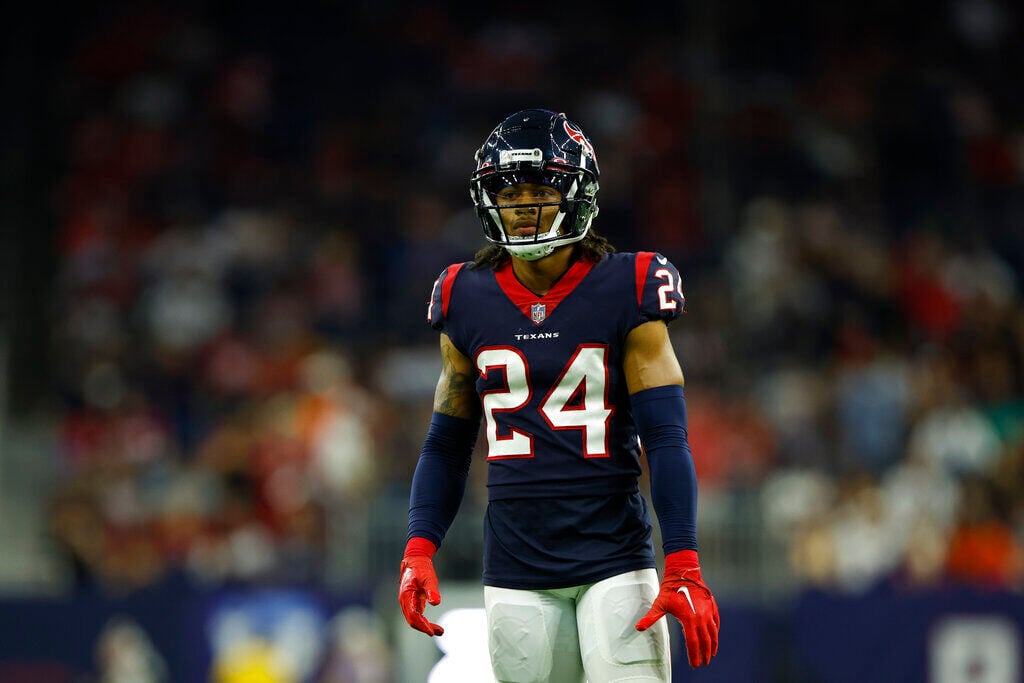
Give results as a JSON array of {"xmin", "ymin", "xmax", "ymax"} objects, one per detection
[{"xmin": 505, "ymin": 242, "xmax": 556, "ymax": 261}]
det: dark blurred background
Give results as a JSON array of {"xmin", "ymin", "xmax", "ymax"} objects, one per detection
[{"xmin": 2, "ymin": 1, "xmax": 1024, "ymax": 681}]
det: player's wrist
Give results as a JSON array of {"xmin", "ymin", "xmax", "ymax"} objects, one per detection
[
  {"xmin": 664, "ymin": 549, "xmax": 700, "ymax": 577},
  {"xmin": 404, "ymin": 537, "xmax": 438, "ymax": 559}
]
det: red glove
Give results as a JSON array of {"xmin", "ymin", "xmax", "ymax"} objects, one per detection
[
  {"xmin": 636, "ymin": 550, "xmax": 720, "ymax": 667},
  {"xmin": 398, "ymin": 537, "xmax": 444, "ymax": 636}
]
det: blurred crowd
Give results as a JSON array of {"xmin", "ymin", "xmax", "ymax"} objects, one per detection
[{"xmin": 37, "ymin": 1, "xmax": 1024, "ymax": 598}]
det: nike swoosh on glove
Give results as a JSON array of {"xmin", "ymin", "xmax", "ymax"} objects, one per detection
[
  {"xmin": 636, "ymin": 549, "xmax": 720, "ymax": 667},
  {"xmin": 398, "ymin": 537, "xmax": 444, "ymax": 636}
]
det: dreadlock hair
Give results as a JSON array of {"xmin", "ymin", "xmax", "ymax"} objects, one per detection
[{"xmin": 470, "ymin": 230, "xmax": 616, "ymax": 270}]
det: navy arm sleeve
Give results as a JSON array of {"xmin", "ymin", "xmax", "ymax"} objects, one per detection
[
  {"xmin": 631, "ymin": 384, "xmax": 698, "ymax": 554},
  {"xmin": 407, "ymin": 412, "xmax": 481, "ymax": 548}
]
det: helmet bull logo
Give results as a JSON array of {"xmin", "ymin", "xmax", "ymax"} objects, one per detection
[{"xmin": 564, "ymin": 121, "xmax": 595, "ymax": 161}]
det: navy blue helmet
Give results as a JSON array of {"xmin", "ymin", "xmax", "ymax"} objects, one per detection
[{"xmin": 470, "ymin": 109, "xmax": 600, "ymax": 260}]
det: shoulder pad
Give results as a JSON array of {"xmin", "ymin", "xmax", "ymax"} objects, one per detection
[
  {"xmin": 427, "ymin": 262, "xmax": 468, "ymax": 330},
  {"xmin": 634, "ymin": 252, "xmax": 685, "ymax": 323}
]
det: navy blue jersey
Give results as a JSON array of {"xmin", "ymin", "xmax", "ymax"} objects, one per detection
[{"xmin": 427, "ymin": 251, "xmax": 686, "ymax": 588}]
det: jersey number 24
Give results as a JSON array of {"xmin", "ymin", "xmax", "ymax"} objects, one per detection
[{"xmin": 475, "ymin": 344, "xmax": 613, "ymax": 460}]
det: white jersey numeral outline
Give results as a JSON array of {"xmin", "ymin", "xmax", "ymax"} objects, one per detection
[
  {"xmin": 427, "ymin": 275, "xmax": 442, "ymax": 321},
  {"xmin": 653, "ymin": 268, "xmax": 684, "ymax": 311},
  {"xmin": 477, "ymin": 346, "xmax": 534, "ymax": 458}
]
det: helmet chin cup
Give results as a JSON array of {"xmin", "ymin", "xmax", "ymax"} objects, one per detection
[
  {"xmin": 503, "ymin": 226, "xmax": 590, "ymax": 261},
  {"xmin": 505, "ymin": 242, "xmax": 555, "ymax": 261}
]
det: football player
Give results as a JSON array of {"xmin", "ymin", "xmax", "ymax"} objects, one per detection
[{"xmin": 399, "ymin": 109, "xmax": 720, "ymax": 682}]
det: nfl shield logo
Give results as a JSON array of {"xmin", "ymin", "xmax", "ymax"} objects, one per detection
[{"xmin": 531, "ymin": 303, "xmax": 547, "ymax": 324}]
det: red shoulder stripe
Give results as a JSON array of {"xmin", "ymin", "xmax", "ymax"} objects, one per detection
[
  {"xmin": 634, "ymin": 252, "xmax": 655, "ymax": 307},
  {"xmin": 441, "ymin": 262, "xmax": 465, "ymax": 318}
]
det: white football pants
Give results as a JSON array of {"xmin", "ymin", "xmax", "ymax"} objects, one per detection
[{"xmin": 483, "ymin": 568, "xmax": 670, "ymax": 683}]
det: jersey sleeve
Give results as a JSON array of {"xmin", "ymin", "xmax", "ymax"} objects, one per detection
[
  {"xmin": 634, "ymin": 251, "xmax": 686, "ymax": 325},
  {"xmin": 426, "ymin": 262, "xmax": 467, "ymax": 332}
]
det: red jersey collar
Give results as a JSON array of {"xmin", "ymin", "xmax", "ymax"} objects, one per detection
[{"xmin": 494, "ymin": 257, "xmax": 596, "ymax": 325}]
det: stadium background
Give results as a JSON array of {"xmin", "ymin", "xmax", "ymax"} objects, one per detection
[{"xmin": 1, "ymin": 1, "xmax": 1023, "ymax": 681}]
